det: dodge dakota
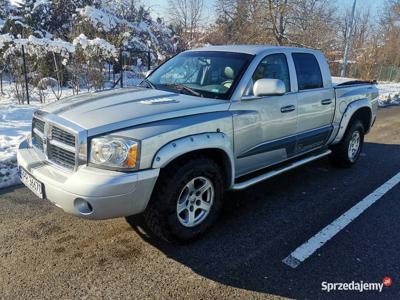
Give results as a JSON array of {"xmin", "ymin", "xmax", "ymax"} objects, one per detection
[{"xmin": 17, "ymin": 45, "xmax": 379, "ymax": 242}]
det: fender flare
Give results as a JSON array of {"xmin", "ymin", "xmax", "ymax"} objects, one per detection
[
  {"xmin": 333, "ymin": 98, "xmax": 372, "ymax": 144},
  {"xmin": 152, "ymin": 132, "xmax": 235, "ymax": 188}
]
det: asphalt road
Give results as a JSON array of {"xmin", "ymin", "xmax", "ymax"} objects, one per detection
[{"xmin": 1, "ymin": 106, "xmax": 400, "ymax": 299}]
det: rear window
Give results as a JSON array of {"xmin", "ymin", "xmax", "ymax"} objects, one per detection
[{"xmin": 292, "ymin": 53, "xmax": 323, "ymax": 90}]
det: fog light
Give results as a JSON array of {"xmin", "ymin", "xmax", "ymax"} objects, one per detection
[{"xmin": 74, "ymin": 198, "xmax": 93, "ymax": 215}]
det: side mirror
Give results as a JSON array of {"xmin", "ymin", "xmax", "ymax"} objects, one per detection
[
  {"xmin": 145, "ymin": 69, "xmax": 154, "ymax": 78},
  {"xmin": 253, "ymin": 79, "xmax": 286, "ymax": 97}
]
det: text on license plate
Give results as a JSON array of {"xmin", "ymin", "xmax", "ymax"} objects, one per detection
[{"xmin": 19, "ymin": 168, "xmax": 44, "ymax": 199}]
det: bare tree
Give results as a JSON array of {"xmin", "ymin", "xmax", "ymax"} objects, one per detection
[
  {"xmin": 168, "ymin": 0, "xmax": 205, "ymax": 49},
  {"xmin": 208, "ymin": 0, "xmax": 336, "ymax": 49},
  {"xmin": 266, "ymin": 0, "xmax": 290, "ymax": 45},
  {"xmin": 264, "ymin": 0, "xmax": 336, "ymax": 48},
  {"xmin": 378, "ymin": 0, "xmax": 400, "ymax": 81},
  {"xmin": 206, "ymin": 0, "xmax": 399, "ymax": 81}
]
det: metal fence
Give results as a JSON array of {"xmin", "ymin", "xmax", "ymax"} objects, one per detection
[
  {"xmin": 113, "ymin": 49, "xmax": 152, "ymax": 88},
  {"xmin": 329, "ymin": 61, "xmax": 400, "ymax": 82},
  {"xmin": 1, "ymin": 47, "xmax": 155, "ymax": 104}
]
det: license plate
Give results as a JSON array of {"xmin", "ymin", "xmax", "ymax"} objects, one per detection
[{"xmin": 19, "ymin": 168, "xmax": 44, "ymax": 199}]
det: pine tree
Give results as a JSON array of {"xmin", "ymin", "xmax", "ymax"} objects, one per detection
[{"xmin": 0, "ymin": 0, "xmax": 10, "ymax": 19}]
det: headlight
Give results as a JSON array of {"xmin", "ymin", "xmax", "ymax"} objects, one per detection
[{"xmin": 89, "ymin": 136, "xmax": 139, "ymax": 170}]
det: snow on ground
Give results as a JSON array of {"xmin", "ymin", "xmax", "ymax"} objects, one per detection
[
  {"xmin": 0, "ymin": 83, "xmax": 76, "ymax": 189},
  {"xmin": 377, "ymin": 82, "xmax": 400, "ymax": 107},
  {"xmin": 0, "ymin": 101, "xmax": 37, "ymax": 188}
]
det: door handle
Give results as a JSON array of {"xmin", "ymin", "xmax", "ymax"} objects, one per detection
[
  {"xmin": 321, "ymin": 99, "xmax": 333, "ymax": 105},
  {"xmin": 280, "ymin": 105, "xmax": 296, "ymax": 113}
]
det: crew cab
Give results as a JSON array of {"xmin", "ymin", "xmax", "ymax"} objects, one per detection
[{"xmin": 17, "ymin": 45, "xmax": 379, "ymax": 242}]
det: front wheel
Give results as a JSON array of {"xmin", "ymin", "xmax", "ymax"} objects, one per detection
[
  {"xmin": 330, "ymin": 120, "xmax": 365, "ymax": 168},
  {"xmin": 136, "ymin": 155, "xmax": 225, "ymax": 243}
]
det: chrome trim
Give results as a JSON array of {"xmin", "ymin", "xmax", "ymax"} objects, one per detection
[
  {"xmin": 42, "ymin": 113, "xmax": 86, "ymax": 135},
  {"xmin": 33, "ymin": 127, "xmax": 44, "ymax": 139},
  {"xmin": 77, "ymin": 131, "xmax": 88, "ymax": 165},
  {"xmin": 32, "ymin": 111, "xmax": 88, "ymax": 172},
  {"xmin": 49, "ymin": 139, "xmax": 76, "ymax": 153},
  {"xmin": 43, "ymin": 121, "xmax": 50, "ymax": 159}
]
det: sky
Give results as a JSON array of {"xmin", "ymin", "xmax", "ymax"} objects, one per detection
[
  {"xmin": 7, "ymin": 0, "xmax": 389, "ymax": 23},
  {"xmin": 145, "ymin": 0, "xmax": 217, "ymax": 22},
  {"xmin": 146, "ymin": 0, "xmax": 388, "ymax": 23}
]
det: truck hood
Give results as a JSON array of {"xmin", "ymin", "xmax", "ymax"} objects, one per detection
[{"xmin": 41, "ymin": 87, "xmax": 230, "ymax": 135}]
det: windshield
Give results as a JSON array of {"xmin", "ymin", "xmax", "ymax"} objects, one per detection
[{"xmin": 143, "ymin": 51, "xmax": 254, "ymax": 100}]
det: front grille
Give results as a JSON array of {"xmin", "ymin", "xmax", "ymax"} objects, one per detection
[
  {"xmin": 48, "ymin": 144, "xmax": 76, "ymax": 169},
  {"xmin": 32, "ymin": 117, "xmax": 45, "ymax": 149},
  {"xmin": 51, "ymin": 126, "xmax": 75, "ymax": 147},
  {"xmin": 31, "ymin": 116, "xmax": 78, "ymax": 171},
  {"xmin": 32, "ymin": 132, "xmax": 44, "ymax": 150},
  {"xmin": 33, "ymin": 118, "xmax": 45, "ymax": 133}
]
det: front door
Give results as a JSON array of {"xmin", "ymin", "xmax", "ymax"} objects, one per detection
[{"xmin": 230, "ymin": 53, "xmax": 298, "ymax": 177}]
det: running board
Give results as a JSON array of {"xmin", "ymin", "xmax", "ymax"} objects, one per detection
[{"xmin": 232, "ymin": 150, "xmax": 332, "ymax": 190}]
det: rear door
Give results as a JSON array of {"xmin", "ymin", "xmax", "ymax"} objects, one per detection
[{"xmin": 291, "ymin": 52, "xmax": 335, "ymax": 153}]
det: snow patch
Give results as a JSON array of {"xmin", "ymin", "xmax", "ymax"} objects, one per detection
[
  {"xmin": 377, "ymin": 83, "xmax": 400, "ymax": 107},
  {"xmin": 73, "ymin": 34, "xmax": 117, "ymax": 58},
  {"xmin": 0, "ymin": 83, "xmax": 77, "ymax": 189},
  {"xmin": 0, "ymin": 18, "xmax": 5, "ymax": 30},
  {"xmin": 0, "ymin": 33, "xmax": 13, "ymax": 49},
  {"xmin": 77, "ymin": 6, "xmax": 121, "ymax": 32},
  {"xmin": 0, "ymin": 103, "xmax": 36, "ymax": 189},
  {"xmin": 33, "ymin": 0, "xmax": 50, "ymax": 11}
]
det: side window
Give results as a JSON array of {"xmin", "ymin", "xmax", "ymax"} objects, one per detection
[
  {"xmin": 245, "ymin": 53, "xmax": 290, "ymax": 96},
  {"xmin": 292, "ymin": 53, "xmax": 323, "ymax": 90}
]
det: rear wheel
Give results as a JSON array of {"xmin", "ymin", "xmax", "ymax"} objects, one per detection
[
  {"xmin": 330, "ymin": 120, "xmax": 365, "ymax": 168},
  {"xmin": 133, "ymin": 155, "xmax": 224, "ymax": 243}
]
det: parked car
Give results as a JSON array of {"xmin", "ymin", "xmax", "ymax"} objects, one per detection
[{"xmin": 17, "ymin": 45, "xmax": 379, "ymax": 242}]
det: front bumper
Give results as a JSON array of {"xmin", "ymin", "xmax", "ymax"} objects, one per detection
[{"xmin": 17, "ymin": 138, "xmax": 159, "ymax": 220}]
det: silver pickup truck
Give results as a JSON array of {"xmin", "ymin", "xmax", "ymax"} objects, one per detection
[{"xmin": 17, "ymin": 45, "xmax": 379, "ymax": 242}]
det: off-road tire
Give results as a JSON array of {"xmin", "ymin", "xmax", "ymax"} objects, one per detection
[
  {"xmin": 138, "ymin": 154, "xmax": 224, "ymax": 243},
  {"xmin": 330, "ymin": 120, "xmax": 365, "ymax": 168}
]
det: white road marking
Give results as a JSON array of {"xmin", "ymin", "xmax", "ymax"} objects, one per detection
[{"xmin": 283, "ymin": 171, "xmax": 400, "ymax": 268}]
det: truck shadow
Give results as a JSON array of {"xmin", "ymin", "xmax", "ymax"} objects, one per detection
[
  {"xmin": 127, "ymin": 142, "xmax": 400, "ymax": 298},
  {"xmin": 0, "ymin": 184, "xmax": 24, "ymax": 196}
]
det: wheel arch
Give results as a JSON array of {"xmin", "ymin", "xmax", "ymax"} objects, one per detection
[
  {"xmin": 333, "ymin": 99, "xmax": 372, "ymax": 144},
  {"xmin": 349, "ymin": 107, "xmax": 372, "ymax": 133},
  {"xmin": 152, "ymin": 133, "xmax": 235, "ymax": 189}
]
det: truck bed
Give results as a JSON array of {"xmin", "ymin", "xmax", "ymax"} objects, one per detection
[{"xmin": 332, "ymin": 76, "xmax": 377, "ymax": 88}]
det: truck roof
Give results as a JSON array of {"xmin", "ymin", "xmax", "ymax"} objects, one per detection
[{"xmin": 189, "ymin": 45, "xmax": 320, "ymax": 55}]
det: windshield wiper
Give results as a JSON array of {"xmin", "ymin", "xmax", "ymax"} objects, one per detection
[
  {"xmin": 141, "ymin": 78, "xmax": 156, "ymax": 89},
  {"xmin": 163, "ymin": 83, "xmax": 203, "ymax": 97}
]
